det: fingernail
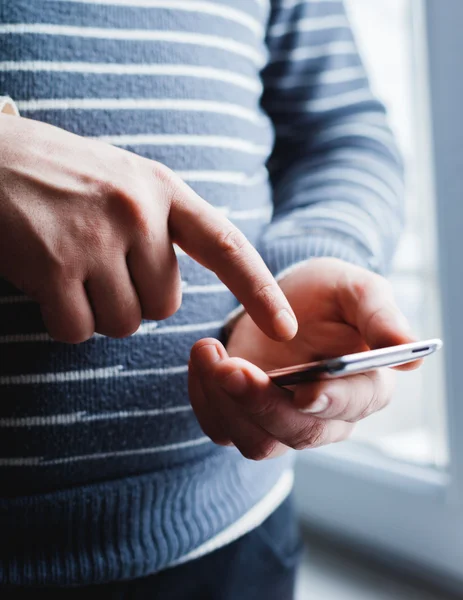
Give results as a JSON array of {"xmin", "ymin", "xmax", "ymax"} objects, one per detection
[
  {"xmin": 195, "ymin": 344, "xmax": 221, "ymax": 370},
  {"xmin": 301, "ymin": 394, "xmax": 330, "ymax": 414},
  {"xmin": 221, "ymin": 370, "xmax": 248, "ymax": 396},
  {"xmin": 274, "ymin": 309, "xmax": 298, "ymax": 340}
]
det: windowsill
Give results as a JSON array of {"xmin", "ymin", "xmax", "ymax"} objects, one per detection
[
  {"xmin": 353, "ymin": 427, "xmax": 448, "ymax": 469},
  {"xmin": 297, "ymin": 440, "xmax": 449, "ymax": 489}
]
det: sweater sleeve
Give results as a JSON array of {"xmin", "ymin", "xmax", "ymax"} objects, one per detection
[{"xmin": 258, "ymin": 0, "xmax": 404, "ymax": 278}]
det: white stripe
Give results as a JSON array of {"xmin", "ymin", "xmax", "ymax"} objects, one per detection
[
  {"xmin": 0, "ymin": 457, "xmax": 42, "ymax": 467},
  {"xmin": 178, "ymin": 169, "xmax": 268, "ymax": 186},
  {"xmin": 171, "ymin": 469, "xmax": 294, "ymax": 566},
  {"xmin": 53, "ymin": 0, "xmax": 264, "ymax": 37},
  {"xmin": 318, "ymin": 65, "xmax": 365, "ymax": 85},
  {"xmin": 0, "ymin": 61, "xmax": 260, "ymax": 93},
  {"xmin": 270, "ymin": 40, "xmax": 356, "ymax": 63},
  {"xmin": 0, "ymin": 25, "xmax": 264, "ymax": 66},
  {"xmin": 252, "ymin": 0, "xmax": 269, "ymax": 10},
  {"xmin": 276, "ymin": 120, "xmax": 397, "ymax": 159},
  {"xmin": 0, "ymin": 319, "xmax": 223, "ymax": 344},
  {"xmin": 284, "ymin": 206, "xmax": 380, "ymax": 253},
  {"xmin": 0, "ymin": 436, "xmax": 211, "ymax": 467},
  {"xmin": 299, "ymin": 154, "xmax": 403, "ymax": 201},
  {"xmin": 302, "ymin": 167, "xmax": 399, "ymax": 204},
  {"xmin": 279, "ymin": 0, "xmax": 340, "ymax": 7},
  {"xmin": 268, "ymin": 14, "xmax": 347, "ymax": 37},
  {"xmin": 0, "ymin": 412, "xmax": 88, "ymax": 427},
  {"xmin": 229, "ymin": 206, "xmax": 272, "ymax": 220},
  {"xmin": 315, "ymin": 122, "xmax": 395, "ymax": 147},
  {"xmin": 16, "ymin": 98, "xmax": 264, "ymax": 125},
  {"xmin": 312, "ymin": 149, "xmax": 404, "ymax": 195},
  {"xmin": 213, "ymin": 205, "xmax": 271, "ymax": 220},
  {"xmin": 94, "ymin": 134, "xmax": 269, "ymax": 156},
  {"xmin": 47, "ymin": 437, "xmax": 211, "ymax": 465},
  {"xmin": 0, "ymin": 332, "xmax": 52, "ymax": 343},
  {"xmin": 182, "ymin": 283, "xmax": 228, "ymax": 294},
  {"xmin": 0, "ymin": 406, "xmax": 191, "ymax": 428},
  {"xmin": 84, "ymin": 406, "xmax": 192, "ymax": 422},
  {"xmin": 298, "ymin": 186, "xmax": 398, "ymax": 234},
  {"xmin": 45, "ymin": 436, "xmax": 211, "ymax": 465},
  {"xmin": 308, "ymin": 88, "xmax": 373, "ymax": 112},
  {"xmin": 268, "ymin": 88, "xmax": 373, "ymax": 113},
  {"xmin": 0, "ymin": 364, "xmax": 188, "ymax": 385},
  {"xmin": 135, "ymin": 319, "xmax": 224, "ymax": 336},
  {"xmin": 0, "ymin": 283, "xmax": 231, "ymax": 305},
  {"xmin": 267, "ymin": 66, "xmax": 365, "ymax": 89},
  {"xmin": 357, "ymin": 113, "xmax": 393, "ymax": 127},
  {"xmin": 0, "ymin": 295, "xmax": 30, "ymax": 304}
]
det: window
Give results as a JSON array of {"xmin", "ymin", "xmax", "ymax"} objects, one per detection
[
  {"xmin": 346, "ymin": 0, "xmax": 447, "ymax": 469},
  {"xmin": 294, "ymin": 0, "xmax": 463, "ymax": 589}
]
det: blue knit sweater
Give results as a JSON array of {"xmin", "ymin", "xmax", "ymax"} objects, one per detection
[{"xmin": 0, "ymin": 0, "xmax": 403, "ymax": 587}]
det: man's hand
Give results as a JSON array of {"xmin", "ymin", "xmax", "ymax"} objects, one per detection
[
  {"xmin": 0, "ymin": 114, "xmax": 297, "ymax": 343},
  {"xmin": 189, "ymin": 258, "xmax": 421, "ymax": 460}
]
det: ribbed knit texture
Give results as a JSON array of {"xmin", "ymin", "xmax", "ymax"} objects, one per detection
[
  {"xmin": 0, "ymin": 0, "xmax": 404, "ymax": 586},
  {"xmin": 0, "ymin": 449, "xmax": 294, "ymax": 585}
]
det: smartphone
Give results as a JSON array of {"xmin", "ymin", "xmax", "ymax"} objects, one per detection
[{"xmin": 267, "ymin": 338, "xmax": 443, "ymax": 387}]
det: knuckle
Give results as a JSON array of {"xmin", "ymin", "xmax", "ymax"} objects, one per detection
[
  {"xmin": 244, "ymin": 393, "xmax": 276, "ymax": 420},
  {"xmin": 212, "ymin": 436, "xmax": 233, "ymax": 447},
  {"xmin": 327, "ymin": 391, "xmax": 349, "ymax": 419},
  {"xmin": 150, "ymin": 160, "xmax": 183, "ymax": 214},
  {"xmin": 109, "ymin": 183, "xmax": 150, "ymax": 238},
  {"xmin": 203, "ymin": 427, "xmax": 230, "ymax": 447},
  {"xmin": 39, "ymin": 241, "xmax": 81, "ymax": 283},
  {"xmin": 98, "ymin": 314, "xmax": 141, "ymax": 339},
  {"xmin": 42, "ymin": 253, "xmax": 69, "ymax": 281},
  {"xmin": 291, "ymin": 419, "xmax": 327, "ymax": 450},
  {"xmin": 93, "ymin": 157, "xmax": 152, "ymax": 240},
  {"xmin": 253, "ymin": 281, "xmax": 277, "ymax": 308},
  {"xmin": 351, "ymin": 274, "xmax": 374, "ymax": 302},
  {"xmin": 109, "ymin": 323, "xmax": 140, "ymax": 339},
  {"xmin": 151, "ymin": 160, "xmax": 177, "ymax": 189},
  {"xmin": 142, "ymin": 288, "xmax": 182, "ymax": 322},
  {"xmin": 241, "ymin": 438, "xmax": 278, "ymax": 461},
  {"xmin": 51, "ymin": 328, "xmax": 93, "ymax": 345},
  {"xmin": 193, "ymin": 415, "xmax": 218, "ymax": 443},
  {"xmin": 351, "ymin": 271, "xmax": 391, "ymax": 308},
  {"xmin": 354, "ymin": 375, "xmax": 381, "ymax": 422},
  {"xmin": 216, "ymin": 226, "xmax": 249, "ymax": 261}
]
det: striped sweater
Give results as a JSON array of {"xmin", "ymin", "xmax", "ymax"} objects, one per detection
[{"xmin": 0, "ymin": 0, "xmax": 403, "ymax": 587}]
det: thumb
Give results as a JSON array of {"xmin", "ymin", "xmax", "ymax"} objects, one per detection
[
  {"xmin": 340, "ymin": 272, "xmax": 421, "ymax": 371},
  {"xmin": 190, "ymin": 338, "xmax": 229, "ymax": 373},
  {"xmin": 190, "ymin": 338, "xmax": 272, "ymax": 388}
]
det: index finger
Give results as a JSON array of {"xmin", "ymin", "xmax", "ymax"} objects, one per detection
[{"xmin": 166, "ymin": 171, "xmax": 298, "ymax": 341}]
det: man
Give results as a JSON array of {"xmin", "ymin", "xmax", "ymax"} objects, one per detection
[{"xmin": 0, "ymin": 0, "xmax": 418, "ymax": 597}]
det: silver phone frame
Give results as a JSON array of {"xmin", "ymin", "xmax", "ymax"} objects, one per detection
[{"xmin": 267, "ymin": 339, "xmax": 443, "ymax": 387}]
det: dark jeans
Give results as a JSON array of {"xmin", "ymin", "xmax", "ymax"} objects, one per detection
[{"xmin": 2, "ymin": 494, "xmax": 303, "ymax": 600}]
